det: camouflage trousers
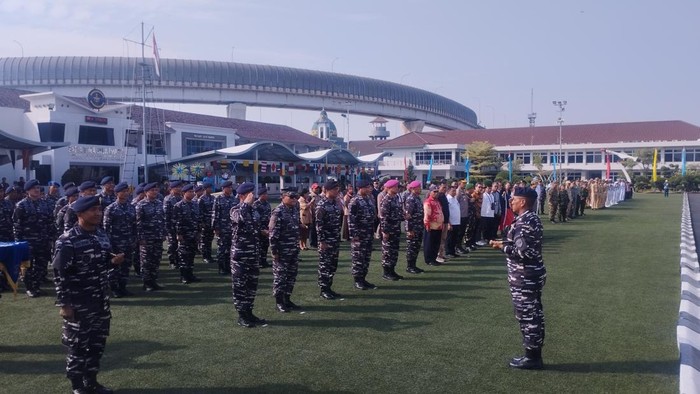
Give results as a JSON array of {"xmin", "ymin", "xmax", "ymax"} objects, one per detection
[
  {"xmin": 272, "ymin": 248, "xmax": 299, "ymax": 297},
  {"xmin": 108, "ymin": 245, "xmax": 132, "ymax": 291},
  {"xmin": 350, "ymin": 235, "xmax": 373, "ymax": 279},
  {"xmin": 258, "ymin": 235, "xmax": 270, "ymax": 267},
  {"xmin": 317, "ymin": 242, "xmax": 340, "ymax": 289},
  {"xmin": 548, "ymin": 203, "xmax": 558, "ymax": 222},
  {"xmin": 216, "ymin": 232, "xmax": 232, "ymax": 273},
  {"xmin": 464, "ymin": 215, "xmax": 478, "ymax": 247},
  {"xmin": 62, "ymin": 308, "xmax": 110, "ymax": 379},
  {"xmin": 557, "ymin": 204, "xmax": 568, "ymax": 222},
  {"xmin": 166, "ymin": 233, "xmax": 179, "ymax": 267},
  {"xmin": 178, "ymin": 238, "xmax": 198, "ymax": 270},
  {"xmin": 381, "ymin": 233, "xmax": 400, "ymax": 269},
  {"xmin": 510, "ymin": 284, "xmax": 545, "ymax": 350},
  {"xmin": 25, "ymin": 241, "xmax": 51, "ymax": 291},
  {"xmin": 231, "ymin": 257, "xmax": 260, "ymax": 312},
  {"xmin": 139, "ymin": 240, "xmax": 163, "ymax": 283},
  {"xmin": 405, "ymin": 227, "xmax": 424, "ymax": 268},
  {"xmin": 199, "ymin": 227, "xmax": 214, "ymax": 260}
]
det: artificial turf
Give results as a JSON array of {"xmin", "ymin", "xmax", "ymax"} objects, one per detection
[{"xmin": 0, "ymin": 193, "xmax": 682, "ymax": 393}]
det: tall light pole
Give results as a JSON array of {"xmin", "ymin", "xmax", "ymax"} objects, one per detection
[
  {"xmin": 552, "ymin": 100, "xmax": 567, "ymax": 181},
  {"xmin": 331, "ymin": 57, "xmax": 340, "ymax": 72}
]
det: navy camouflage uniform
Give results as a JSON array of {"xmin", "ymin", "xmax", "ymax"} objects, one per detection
[
  {"xmin": 13, "ymin": 196, "xmax": 55, "ymax": 293},
  {"xmin": 253, "ymin": 197, "xmax": 272, "ymax": 268},
  {"xmin": 163, "ymin": 193, "xmax": 182, "ymax": 268},
  {"xmin": 53, "ymin": 223, "xmax": 112, "ymax": 390},
  {"xmin": 269, "ymin": 202, "xmax": 300, "ymax": 300},
  {"xmin": 230, "ymin": 199, "xmax": 261, "ymax": 314},
  {"xmin": 174, "ymin": 197, "xmax": 200, "ymax": 281},
  {"xmin": 380, "ymin": 193, "xmax": 402, "ymax": 272},
  {"xmin": 404, "ymin": 192, "xmax": 424, "ymax": 269},
  {"xmin": 136, "ymin": 197, "xmax": 165, "ymax": 286},
  {"xmin": 103, "ymin": 200, "xmax": 137, "ymax": 295},
  {"xmin": 348, "ymin": 193, "xmax": 375, "ymax": 281},
  {"xmin": 0, "ymin": 197, "xmax": 14, "ymax": 241},
  {"xmin": 212, "ymin": 193, "xmax": 238, "ymax": 274},
  {"xmin": 315, "ymin": 194, "xmax": 342, "ymax": 291},
  {"xmin": 100, "ymin": 192, "xmax": 116, "ymax": 211},
  {"xmin": 196, "ymin": 192, "xmax": 215, "ymax": 263},
  {"xmin": 502, "ymin": 209, "xmax": 547, "ymax": 353}
]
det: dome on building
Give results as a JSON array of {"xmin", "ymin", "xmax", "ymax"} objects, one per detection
[{"xmin": 311, "ymin": 109, "xmax": 338, "ymax": 140}]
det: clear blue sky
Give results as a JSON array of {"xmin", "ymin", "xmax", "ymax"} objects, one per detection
[{"xmin": 1, "ymin": 0, "xmax": 698, "ymax": 140}]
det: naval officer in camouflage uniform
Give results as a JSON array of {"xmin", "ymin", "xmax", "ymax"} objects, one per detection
[
  {"xmin": 0, "ymin": 187, "xmax": 14, "ymax": 242},
  {"xmin": 53, "ymin": 196, "xmax": 124, "ymax": 394},
  {"xmin": 379, "ymin": 179, "xmax": 404, "ymax": 281},
  {"xmin": 13, "ymin": 179, "xmax": 56, "ymax": 297},
  {"xmin": 56, "ymin": 188, "xmax": 80, "ymax": 235},
  {"xmin": 64, "ymin": 181, "xmax": 98, "ymax": 232},
  {"xmin": 347, "ymin": 179, "xmax": 377, "ymax": 290},
  {"xmin": 99, "ymin": 176, "xmax": 117, "ymax": 210},
  {"xmin": 163, "ymin": 180, "xmax": 183, "ymax": 269},
  {"xmin": 136, "ymin": 183, "xmax": 166, "ymax": 291},
  {"xmin": 212, "ymin": 181, "xmax": 237, "ymax": 275},
  {"xmin": 174, "ymin": 184, "xmax": 202, "ymax": 284},
  {"xmin": 103, "ymin": 182, "xmax": 136, "ymax": 298},
  {"xmin": 252, "ymin": 186, "xmax": 271, "ymax": 269},
  {"xmin": 45, "ymin": 181, "xmax": 62, "ymax": 211},
  {"xmin": 54, "ymin": 182, "xmax": 76, "ymax": 217},
  {"xmin": 490, "ymin": 188, "xmax": 547, "ymax": 369},
  {"xmin": 196, "ymin": 182, "xmax": 215, "ymax": 264},
  {"xmin": 230, "ymin": 182, "xmax": 266, "ymax": 328},
  {"xmin": 404, "ymin": 180, "xmax": 425, "ymax": 274},
  {"xmin": 269, "ymin": 187, "xmax": 302, "ymax": 312},
  {"xmin": 316, "ymin": 180, "xmax": 342, "ymax": 300}
]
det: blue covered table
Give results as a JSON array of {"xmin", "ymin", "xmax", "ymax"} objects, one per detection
[{"xmin": 0, "ymin": 241, "xmax": 30, "ymax": 296}]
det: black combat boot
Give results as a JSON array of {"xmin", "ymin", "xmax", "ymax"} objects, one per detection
[
  {"xmin": 320, "ymin": 287, "xmax": 336, "ymax": 300},
  {"xmin": 180, "ymin": 268, "xmax": 191, "ymax": 284},
  {"xmin": 248, "ymin": 310, "xmax": 267, "ymax": 326},
  {"xmin": 84, "ymin": 372, "xmax": 114, "ymax": 394},
  {"xmin": 275, "ymin": 294, "xmax": 290, "ymax": 312},
  {"xmin": 406, "ymin": 262, "xmax": 424, "ymax": 274},
  {"xmin": 382, "ymin": 267, "xmax": 402, "ymax": 281},
  {"xmin": 188, "ymin": 269, "xmax": 201, "ymax": 283},
  {"xmin": 70, "ymin": 377, "xmax": 89, "ymax": 394},
  {"xmin": 354, "ymin": 277, "xmax": 370, "ymax": 290},
  {"xmin": 120, "ymin": 283, "xmax": 134, "ymax": 297},
  {"xmin": 509, "ymin": 348, "xmax": 544, "ymax": 370},
  {"xmin": 363, "ymin": 279, "xmax": 378, "ymax": 289},
  {"xmin": 237, "ymin": 311, "xmax": 255, "ymax": 328},
  {"xmin": 285, "ymin": 294, "xmax": 301, "ymax": 310}
]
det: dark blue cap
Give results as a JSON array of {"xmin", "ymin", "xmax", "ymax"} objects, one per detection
[
  {"xmin": 281, "ymin": 187, "xmax": 299, "ymax": 198},
  {"xmin": 144, "ymin": 182, "xmax": 158, "ymax": 191},
  {"xmin": 65, "ymin": 187, "xmax": 79, "ymax": 198},
  {"xmin": 221, "ymin": 181, "xmax": 233, "ymax": 189},
  {"xmin": 114, "ymin": 182, "xmax": 129, "ymax": 193},
  {"xmin": 78, "ymin": 181, "xmax": 97, "ymax": 192},
  {"xmin": 48, "ymin": 181, "xmax": 61, "ymax": 187},
  {"xmin": 100, "ymin": 176, "xmax": 114, "ymax": 186},
  {"xmin": 236, "ymin": 182, "xmax": 255, "ymax": 195},
  {"xmin": 182, "ymin": 184, "xmax": 194, "ymax": 192},
  {"xmin": 202, "ymin": 182, "xmax": 212, "ymax": 189},
  {"xmin": 169, "ymin": 180, "xmax": 183, "ymax": 189},
  {"xmin": 24, "ymin": 179, "xmax": 40, "ymax": 191},
  {"xmin": 513, "ymin": 187, "xmax": 538, "ymax": 200},
  {"xmin": 258, "ymin": 186, "xmax": 268, "ymax": 195},
  {"xmin": 194, "ymin": 185, "xmax": 204, "ymax": 192},
  {"xmin": 356, "ymin": 179, "xmax": 371, "ymax": 188},
  {"xmin": 323, "ymin": 180, "xmax": 339, "ymax": 190},
  {"xmin": 63, "ymin": 182, "xmax": 76, "ymax": 190},
  {"xmin": 138, "ymin": 182, "xmax": 147, "ymax": 187},
  {"xmin": 72, "ymin": 196, "xmax": 101, "ymax": 213},
  {"xmin": 134, "ymin": 186, "xmax": 144, "ymax": 195}
]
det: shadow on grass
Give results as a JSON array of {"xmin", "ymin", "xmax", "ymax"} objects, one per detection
[
  {"xmin": 117, "ymin": 385, "xmax": 350, "ymax": 393},
  {"xmin": 546, "ymin": 359, "xmax": 678, "ymax": 375},
  {"xmin": 271, "ymin": 316, "xmax": 430, "ymax": 331},
  {"xmin": 0, "ymin": 344, "xmax": 63, "ymax": 355},
  {"xmin": 300, "ymin": 302, "xmax": 452, "ymax": 314}
]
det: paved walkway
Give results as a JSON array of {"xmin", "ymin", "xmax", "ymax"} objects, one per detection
[{"xmin": 679, "ymin": 193, "xmax": 700, "ymax": 394}]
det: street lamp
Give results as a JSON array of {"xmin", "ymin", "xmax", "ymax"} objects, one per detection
[{"xmin": 552, "ymin": 100, "xmax": 567, "ymax": 181}]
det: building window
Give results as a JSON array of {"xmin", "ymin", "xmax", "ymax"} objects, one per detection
[
  {"xmin": 184, "ymin": 138, "xmax": 224, "ymax": 156},
  {"xmin": 515, "ymin": 152, "xmax": 531, "ymax": 164},
  {"xmin": 535, "ymin": 153, "xmax": 548, "ymax": 164},
  {"xmin": 415, "ymin": 151, "xmax": 452, "ymax": 165},
  {"xmin": 567, "ymin": 151, "xmax": 584, "ymax": 163},
  {"xmin": 586, "ymin": 151, "xmax": 602, "ymax": 163},
  {"xmin": 550, "ymin": 153, "xmax": 565, "ymax": 164},
  {"xmin": 38, "ymin": 122, "xmax": 65, "ymax": 143},
  {"xmin": 663, "ymin": 149, "xmax": 683, "ymax": 162},
  {"xmin": 78, "ymin": 125, "xmax": 115, "ymax": 146}
]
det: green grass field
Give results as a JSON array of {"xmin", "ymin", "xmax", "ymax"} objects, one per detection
[{"xmin": 0, "ymin": 193, "xmax": 682, "ymax": 393}]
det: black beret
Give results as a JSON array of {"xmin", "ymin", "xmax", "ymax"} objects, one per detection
[
  {"xmin": 138, "ymin": 182, "xmax": 147, "ymax": 187},
  {"xmin": 48, "ymin": 181, "xmax": 61, "ymax": 187},
  {"xmin": 114, "ymin": 182, "xmax": 129, "ymax": 193},
  {"xmin": 134, "ymin": 186, "xmax": 144, "ymax": 195},
  {"xmin": 72, "ymin": 196, "xmax": 101, "ymax": 213},
  {"xmin": 169, "ymin": 180, "xmax": 183, "ymax": 189},
  {"xmin": 144, "ymin": 182, "xmax": 158, "ymax": 191},
  {"xmin": 65, "ymin": 187, "xmax": 79, "ymax": 198},
  {"xmin": 356, "ymin": 179, "xmax": 371, "ymax": 188},
  {"xmin": 323, "ymin": 180, "xmax": 339, "ymax": 190},
  {"xmin": 236, "ymin": 182, "xmax": 255, "ymax": 195},
  {"xmin": 281, "ymin": 187, "xmax": 299, "ymax": 197},
  {"xmin": 258, "ymin": 186, "xmax": 268, "ymax": 195},
  {"xmin": 194, "ymin": 185, "xmax": 204, "ymax": 192},
  {"xmin": 182, "ymin": 184, "xmax": 194, "ymax": 192},
  {"xmin": 202, "ymin": 182, "xmax": 212, "ymax": 189},
  {"xmin": 100, "ymin": 176, "xmax": 115, "ymax": 185},
  {"xmin": 63, "ymin": 182, "xmax": 76, "ymax": 190},
  {"xmin": 24, "ymin": 179, "xmax": 40, "ymax": 191},
  {"xmin": 221, "ymin": 181, "xmax": 233, "ymax": 188},
  {"xmin": 513, "ymin": 187, "xmax": 538, "ymax": 200},
  {"xmin": 78, "ymin": 181, "xmax": 97, "ymax": 191}
]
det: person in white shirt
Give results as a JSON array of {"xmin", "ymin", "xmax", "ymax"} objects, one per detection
[
  {"xmin": 445, "ymin": 186, "xmax": 462, "ymax": 258},
  {"xmin": 480, "ymin": 181, "xmax": 497, "ymax": 244}
]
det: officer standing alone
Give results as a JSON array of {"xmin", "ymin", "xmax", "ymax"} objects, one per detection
[{"xmin": 490, "ymin": 188, "xmax": 547, "ymax": 369}]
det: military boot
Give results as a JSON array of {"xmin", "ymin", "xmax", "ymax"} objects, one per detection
[
  {"xmin": 188, "ymin": 269, "xmax": 201, "ymax": 283},
  {"xmin": 237, "ymin": 311, "xmax": 255, "ymax": 328},
  {"xmin": 275, "ymin": 294, "xmax": 290, "ymax": 313},
  {"xmin": 285, "ymin": 295, "xmax": 301, "ymax": 310},
  {"xmin": 248, "ymin": 310, "xmax": 268, "ymax": 326},
  {"xmin": 509, "ymin": 348, "xmax": 544, "ymax": 370},
  {"xmin": 382, "ymin": 267, "xmax": 402, "ymax": 281},
  {"xmin": 84, "ymin": 372, "xmax": 114, "ymax": 394},
  {"xmin": 354, "ymin": 277, "xmax": 370, "ymax": 290},
  {"xmin": 180, "ymin": 267, "xmax": 191, "ymax": 284},
  {"xmin": 70, "ymin": 377, "xmax": 89, "ymax": 394}
]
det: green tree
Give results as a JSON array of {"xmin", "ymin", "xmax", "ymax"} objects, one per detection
[
  {"xmin": 635, "ymin": 148, "xmax": 655, "ymax": 174},
  {"xmin": 462, "ymin": 141, "xmax": 502, "ymax": 179},
  {"xmin": 406, "ymin": 161, "xmax": 416, "ymax": 182}
]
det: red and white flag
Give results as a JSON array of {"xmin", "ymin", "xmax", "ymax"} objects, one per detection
[
  {"xmin": 260, "ymin": 161, "xmax": 267, "ymax": 173},
  {"xmin": 152, "ymin": 33, "xmax": 161, "ymax": 77}
]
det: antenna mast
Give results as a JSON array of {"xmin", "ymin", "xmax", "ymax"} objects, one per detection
[{"xmin": 528, "ymin": 88, "xmax": 537, "ymax": 127}]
